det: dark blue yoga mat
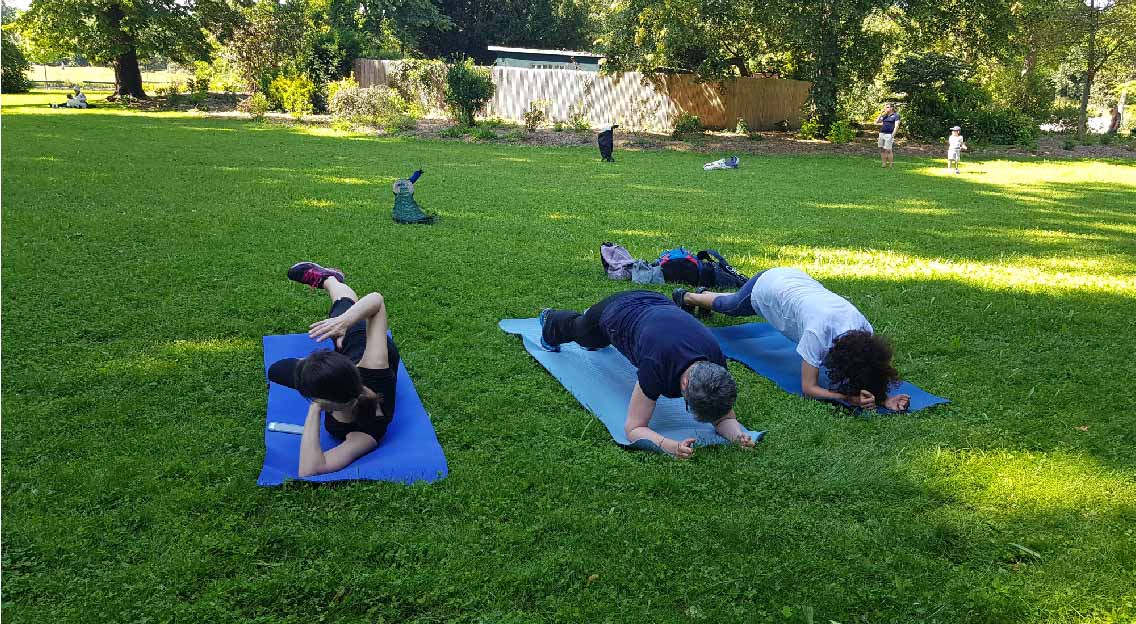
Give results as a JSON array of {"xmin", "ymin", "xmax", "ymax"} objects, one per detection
[
  {"xmin": 258, "ymin": 333, "xmax": 448, "ymax": 486},
  {"xmin": 709, "ymin": 323, "xmax": 948, "ymax": 413},
  {"xmin": 500, "ymin": 318, "xmax": 765, "ymax": 452}
]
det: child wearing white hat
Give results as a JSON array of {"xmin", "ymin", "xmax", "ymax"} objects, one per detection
[{"xmin": 946, "ymin": 126, "xmax": 967, "ymax": 173}]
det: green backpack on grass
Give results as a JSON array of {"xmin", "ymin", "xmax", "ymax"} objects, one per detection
[{"xmin": 392, "ymin": 170, "xmax": 435, "ymax": 225}]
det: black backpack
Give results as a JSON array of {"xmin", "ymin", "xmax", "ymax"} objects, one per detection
[
  {"xmin": 697, "ymin": 250, "xmax": 749, "ymax": 288},
  {"xmin": 657, "ymin": 247, "xmax": 701, "ymax": 286}
]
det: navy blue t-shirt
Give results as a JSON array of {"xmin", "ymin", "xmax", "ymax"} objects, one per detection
[
  {"xmin": 879, "ymin": 112, "xmax": 900, "ymax": 134},
  {"xmin": 598, "ymin": 291, "xmax": 726, "ymax": 400}
]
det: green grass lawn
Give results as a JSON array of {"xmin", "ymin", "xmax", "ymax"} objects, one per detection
[{"xmin": 2, "ymin": 92, "xmax": 1135, "ymax": 624}]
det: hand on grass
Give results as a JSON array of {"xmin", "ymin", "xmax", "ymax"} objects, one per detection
[
  {"xmin": 665, "ymin": 437, "xmax": 695, "ymax": 460},
  {"xmin": 884, "ymin": 394, "xmax": 911, "ymax": 412},
  {"xmin": 309, "ymin": 316, "xmax": 352, "ymax": 342},
  {"xmin": 736, "ymin": 433, "xmax": 755, "ymax": 449}
]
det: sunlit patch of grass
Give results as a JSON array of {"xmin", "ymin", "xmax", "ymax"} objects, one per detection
[
  {"xmin": 908, "ymin": 447, "xmax": 1136, "ymax": 517},
  {"xmin": 609, "ymin": 229, "xmax": 671, "ymax": 239},
  {"xmin": 772, "ymin": 245, "xmax": 1136, "ymax": 294},
  {"xmin": 313, "ymin": 175, "xmax": 370, "ymax": 185},
  {"xmin": 163, "ymin": 338, "xmax": 258, "ymax": 356}
]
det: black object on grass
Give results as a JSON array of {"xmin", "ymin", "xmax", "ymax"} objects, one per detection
[{"xmin": 598, "ymin": 125, "xmax": 618, "ymax": 162}]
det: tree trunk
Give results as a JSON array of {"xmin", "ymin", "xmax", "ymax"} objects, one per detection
[
  {"xmin": 730, "ymin": 56, "xmax": 752, "ymax": 78},
  {"xmin": 812, "ymin": 14, "xmax": 840, "ymax": 132},
  {"xmin": 1078, "ymin": 5, "xmax": 1098, "ymax": 141},
  {"xmin": 113, "ymin": 47, "xmax": 147, "ymax": 98},
  {"xmin": 105, "ymin": 2, "xmax": 147, "ymax": 99}
]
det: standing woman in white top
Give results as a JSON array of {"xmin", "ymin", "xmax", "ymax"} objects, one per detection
[{"xmin": 674, "ymin": 268, "xmax": 911, "ymax": 411}]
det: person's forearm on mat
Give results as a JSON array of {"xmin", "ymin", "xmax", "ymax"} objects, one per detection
[
  {"xmin": 298, "ymin": 402, "xmax": 328, "ymax": 477},
  {"xmin": 624, "ymin": 383, "xmax": 694, "ymax": 458},
  {"xmin": 713, "ymin": 410, "xmax": 755, "ymax": 447},
  {"xmin": 801, "ymin": 362, "xmax": 875, "ymax": 408}
]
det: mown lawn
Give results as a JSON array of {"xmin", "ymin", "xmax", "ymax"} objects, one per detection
[{"xmin": 2, "ymin": 92, "xmax": 1135, "ymax": 624}]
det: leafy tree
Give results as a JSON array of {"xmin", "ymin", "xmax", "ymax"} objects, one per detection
[
  {"xmin": 16, "ymin": 0, "xmax": 238, "ymax": 98},
  {"xmin": 2, "ymin": 29, "xmax": 33, "ymax": 93},
  {"xmin": 1066, "ymin": 0, "xmax": 1136, "ymax": 138},
  {"xmin": 599, "ymin": 0, "xmax": 785, "ymax": 78},
  {"xmin": 420, "ymin": 0, "xmax": 597, "ymax": 63}
]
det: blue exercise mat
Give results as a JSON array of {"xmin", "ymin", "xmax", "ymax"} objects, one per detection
[
  {"xmin": 258, "ymin": 333, "xmax": 448, "ymax": 486},
  {"xmin": 709, "ymin": 323, "xmax": 948, "ymax": 413},
  {"xmin": 500, "ymin": 318, "xmax": 765, "ymax": 452}
]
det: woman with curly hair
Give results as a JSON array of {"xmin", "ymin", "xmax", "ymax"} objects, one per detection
[{"xmin": 674, "ymin": 268, "xmax": 910, "ymax": 411}]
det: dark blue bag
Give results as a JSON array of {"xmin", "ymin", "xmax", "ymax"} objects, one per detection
[{"xmin": 697, "ymin": 250, "xmax": 748, "ymax": 288}]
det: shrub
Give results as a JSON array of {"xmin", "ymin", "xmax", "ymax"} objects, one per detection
[
  {"xmin": 969, "ymin": 109, "xmax": 1038, "ymax": 145},
  {"xmin": 470, "ymin": 125, "xmax": 499, "ymax": 141},
  {"xmin": 1099, "ymin": 132, "xmax": 1114, "ymax": 146},
  {"xmin": 327, "ymin": 75, "xmax": 358, "ymax": 105},
  {"xmin": 1045, "ymin": 104, "xmax": 1081, "ymax": 133},
  {"xmin": 237, "ymin": 92, "xmax": 271, "ymax": 120},
  {"xmin": 797, "ymin": 117, "xmax": 821, "ymax": 139},
  {"xmin": 444, "ymin": 58, "xmax": 495, "ymax": 126},
  {"xmin": 826, "ymin": 119, "xmax": 856, "ymax": 144},
  {"xmin": 187, "ymin": 61, "xmax": 212, "ymax": 94},
  {"xmin": 236, "ymin": 92, "xmax": 269, "ymax": 119},
  {"xmin": 735, "ymin": 117, "xmax": 749, "ymax": 134},
  {"xmin": 270, "ymin": 74, "xmax": 315, "ymax": 119},
  {"xmin": 439, "ymin": 124, "xmax": 470, "ymax": 138},
  {"xmin": 1062, "ymin": 138, "xmax": 1076, "ymax": 151},
  {"xmin": 747, "ymin": 132, "xmax": 763, "ymax": 141},
  {"xmin": 189, "ymin": 91, "xmax": 209, "ymax": 110},
  {"xmin": 672, "ymin": 112, "xmax": 703, "ymax": 138},
  {"xmin": 1, "ymin": 31, "xmax": 32, "ymax": 93},
  {"xmin": 481, "ymin": 116, "xmax": 510, "ymax": 128},
  {"xmin": 503, "ymin": 128, "xmax": 527, "ymax": 142},
  {"xmin": 329, "ymin": 85, "xmax": 418, "ymax": 130},
  {"xmin": 391, "ymin": 59, "xmax": 446, "ymax": 111},
  {"xmin": 523, "ymin": 100, "xmax": 549, "ymax": 132},
  {"xmin": 158, "ymin": 81, "xmax": 184, "ymax": 96},
  {"xmin": 568, "ymin": 110, "xmax": 591, "ymax": 132},
  {"xmin": 553, "ymin": 120, "xmax": 565, "ymax": 132}
]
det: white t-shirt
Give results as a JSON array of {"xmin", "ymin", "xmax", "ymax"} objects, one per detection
[
  {"xmin": 750, "ymin": 268, "xmax": 873, "ymax": 368},
  {"xmin": 948, "ymin": 135, "xmax": 964, "ymax": 151}
]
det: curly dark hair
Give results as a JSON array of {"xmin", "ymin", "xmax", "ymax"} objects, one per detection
[{"xmin": 822, "ymin": 330, "xmax": 899, "ymax": 402}]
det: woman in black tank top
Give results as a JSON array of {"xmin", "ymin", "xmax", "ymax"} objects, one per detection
[{"xmin": 266, "ymin": 262, "xmax": 399, "ymax": 477}]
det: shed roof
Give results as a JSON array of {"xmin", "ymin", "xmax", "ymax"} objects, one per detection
[{"xmin": 487, "ymin": 45, "xmax": 604, "ymax": 58}]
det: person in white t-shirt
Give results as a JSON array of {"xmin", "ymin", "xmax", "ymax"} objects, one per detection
[
  {"xmin": 674, "ymin": 267, "xmax": 911, "ymax": 411},
  {"xmin": 946, "ymin": 125, "xmax": 967, "ymax": 173}
]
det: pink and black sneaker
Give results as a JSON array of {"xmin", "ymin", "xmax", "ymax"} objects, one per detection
[{"xmin": 287, "ymin": 262, "xmax": 345, "ymax": 289}]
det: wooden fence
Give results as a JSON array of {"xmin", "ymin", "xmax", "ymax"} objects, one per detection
[{"xmin": 354, "ymin": 59, "xmax": 811, "ymax": 131}]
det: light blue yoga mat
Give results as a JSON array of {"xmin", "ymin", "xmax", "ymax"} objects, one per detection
[
  {"xmin": 500, "ymin": 318, "xmax": 766, "ymax": 452},
  {"xmin": 709, "ymin": 323, "xmax": 949, "ymax": 413},
  {"xmin": 258, "ymin": 333, "xmax": 448, "ymax": 486}
]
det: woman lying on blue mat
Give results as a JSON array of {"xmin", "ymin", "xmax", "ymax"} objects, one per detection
[
  {"xmin": 674, "ymin": 267, "xmax": 911, "ymax": 412},
  {"xmin": 267, "ymin": 262, "xmax": 400, "ymax": 477},
  {"xmin": 539, "ymin": 290, "xmax": 756, "ymax": 459}
]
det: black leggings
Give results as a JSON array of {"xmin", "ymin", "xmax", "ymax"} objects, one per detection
[{"xmin": 541, "ymin": 291, "xmax": 642, "ymax": 349}]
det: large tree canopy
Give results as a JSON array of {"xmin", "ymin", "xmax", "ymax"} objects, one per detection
[
  {"xmin": 598, "ymin": 0, "xmax": 786, "ymax": 78},
  {"xmin": 17, "ymin": 0, "xmax": 238, "ymax": 97},
  {"xmin": 418, "ymin": 0, "xmax": 598, "ymax": 63}
]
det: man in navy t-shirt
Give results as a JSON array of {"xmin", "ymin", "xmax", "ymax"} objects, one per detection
[
  {"xmin": 876, "ymin": 103, "xmax": 900, "ymax": 168},
  {"xmin": 539, "ymin": 291, "xmax": 756, "ymax": 459}
]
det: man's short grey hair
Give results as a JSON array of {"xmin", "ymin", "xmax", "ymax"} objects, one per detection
[{"xmin": 684, "ymin": 361, "xmax": 737, "ymax": 422}]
